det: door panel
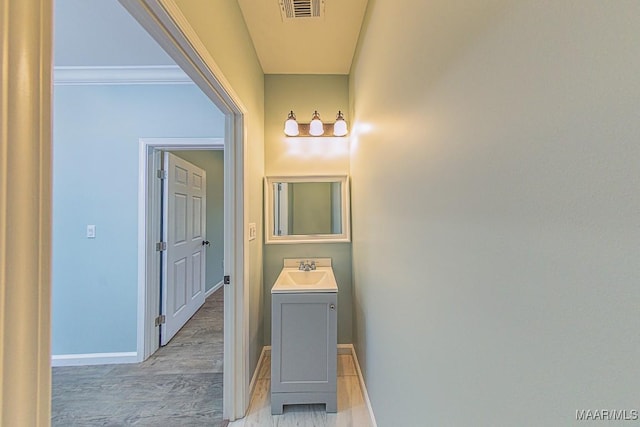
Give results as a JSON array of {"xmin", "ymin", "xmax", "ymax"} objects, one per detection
[
  {"xmin": 191, "ymin": 251, "xmax": 203, "ymax": 298},
  {"xmin": 174, "ymin": 193, "xmax": 187, "ymax": 243},
  {"xmin": 174, "ymin": 257, "xmax": 187, "ymax": 311},
  {"xmin": 162, "ymin": 152, "xmax": 207, "ymax": 345},
  {"xmin": 193, "ymin": 196, "xmax": 203, "ymax": 237}
]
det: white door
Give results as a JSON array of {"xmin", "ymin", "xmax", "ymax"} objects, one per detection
[{"xmin": 161, "ymin": 152, "xmax": 207, "ymax": 345}]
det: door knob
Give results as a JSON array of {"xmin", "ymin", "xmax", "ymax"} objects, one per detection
[{"xmin": 202, "ymin": 240, "xmax": 210, "ymax": 246}]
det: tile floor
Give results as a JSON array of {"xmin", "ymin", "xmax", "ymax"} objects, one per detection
[{"xmin": 229, "ymin": 352, "xmax": 372, "ymax": 427}]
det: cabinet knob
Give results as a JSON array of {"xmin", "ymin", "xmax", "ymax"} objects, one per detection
[{"xmin": 329, "ymin": 304, "xmax": 335, "ymax": 310}]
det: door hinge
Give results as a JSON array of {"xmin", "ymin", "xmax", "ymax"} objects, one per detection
[
  {"xmin": 156, "ymin": 241, "xmax": 167, "ymax": 251},
  {"xmin": 155, "ymin": 315, "xmax": 166, "ymax": 326},
  {"xmin": 224, "ymin": 275, "xmax": 230, "ymax": 285},
  {"xmin": 157, "ymin": 169, "xmax": 168, "ymax": 179}
]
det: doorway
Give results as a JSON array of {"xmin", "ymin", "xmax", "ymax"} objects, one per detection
[
  {"xmin": 2, "ymin": 0, "xmax": 249, "ymax": 423},
  {"xmin": 138, "ymin": 138, "xmax": 224, "ymax": 356},
  {"xmin": 50, "ymin": 0, "xmax": 249, "ymax": 420},
  {"xmin": 160, "ymin": 149, "xmax": 224, "ymax": 346}
]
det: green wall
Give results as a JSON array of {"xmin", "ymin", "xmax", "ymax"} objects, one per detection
[{"xmin": 263, "ymin": 74, "xmax": 352, "ymax": 344}]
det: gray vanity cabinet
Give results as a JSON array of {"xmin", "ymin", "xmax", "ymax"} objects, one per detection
[{"xmin": 271, "ymin": 292, "xmax": 337, "ymax": 414}]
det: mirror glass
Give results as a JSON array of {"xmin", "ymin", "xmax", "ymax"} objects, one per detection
[{"xmin": 265, "ymin": 176, "xmax": 350, "ymax": 244}]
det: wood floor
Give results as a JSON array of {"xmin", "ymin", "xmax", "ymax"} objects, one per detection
[
  {"xmin": 52, "ymin": 287, "xmax": 225, "ymax": 426},
  {"xmin": 229, "ymin": 352, "xmax": 372, "ymax": 427}
]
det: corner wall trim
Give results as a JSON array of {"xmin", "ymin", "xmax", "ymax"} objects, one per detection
[
  {"xmin": 206, "ymin": 280, "xmax": 224, "ymax": 298},
  {"xmin": 53, "ymin": 65, "xmax": 192, "ymax": 85},
  {"xmin": 51, "ymin": 352, "xmax": 138, "ymax": 367},
  {"xmin": 343, "ymin": 344, "xmax": 378, "ymax": 427}
]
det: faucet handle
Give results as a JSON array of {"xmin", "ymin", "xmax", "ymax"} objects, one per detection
[
  {"xmin": 310, "ymin": 260, "xmax": 316, "ymax": 270},
  {"xmin": 299, "ymin": 260, "xmax": 305, "ymax": 270}
]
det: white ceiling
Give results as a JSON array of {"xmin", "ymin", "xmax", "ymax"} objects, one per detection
[
  {"xmin": 237, "ymin": 0, "xmax": 369, "ymax": 74},
  {"xmin": 55, "ymin": 0, "xmax": 369, "ymax": 75},
  {"xmin": 54, "ymin": 0, "xmax": 175, "ymax": 66}
]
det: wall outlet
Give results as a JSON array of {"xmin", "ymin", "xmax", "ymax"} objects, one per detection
[
  {"xmin": 248, "ymin": 223, "xmax": 257, "ymax": 241},
  {"xmin": 87, "ymin": 224, "xmax": 96, "ymax": 238}
]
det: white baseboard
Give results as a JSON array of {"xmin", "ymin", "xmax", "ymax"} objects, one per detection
[
  {"xmin": 51, "ymin": 352, "xmax": 138, "ymax": 367},
  {"xmin": 206, "ymin": 280, "xmax": 224, "ymax": 298},
  {"xmin": 250, "ymin": 346, "xmax": 271, "ymax": 396},
  {"xmin": 343, "ymin": 344, "xmax": 378, "ymax": 427},
  {"xmin": 337, "ymin": 344, "xmax": 352, "ymax": 355}
]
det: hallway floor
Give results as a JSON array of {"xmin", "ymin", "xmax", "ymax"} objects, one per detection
[{"xmin": 52, "ymin": 287, "xmax": 224, "ymax": 426}]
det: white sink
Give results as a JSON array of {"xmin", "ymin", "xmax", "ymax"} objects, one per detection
[
  {"xmin": 279, "ymin": 270, "xmax": 329, "ymax": 286},
  {"xmin": 272, "ymin": 260, "xmax": 338, "ymax": 293}
]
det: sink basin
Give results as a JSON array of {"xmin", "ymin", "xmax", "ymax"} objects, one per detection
[
  {"xmin": 272, "ymin": 266, "xmax": 338, "ymax": 293},
  {"xmin": 279, "ymin": 270, "xmax": 328, "ymax": 286}
]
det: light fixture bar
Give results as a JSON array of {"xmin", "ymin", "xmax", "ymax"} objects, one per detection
[
  {"xmin": 292, "ymin": 123, "xmax": 344, "ymax": 137},
  {"xmin": 283, "ymin": 110, "xmax": 348, "ymax": 137}
]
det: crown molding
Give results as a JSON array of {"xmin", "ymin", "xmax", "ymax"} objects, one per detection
[{"xmin": 53, "ymin": 65, "xmax": 193, "ymax": 85}]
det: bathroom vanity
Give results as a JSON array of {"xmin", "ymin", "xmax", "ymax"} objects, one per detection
[
  {"xmin": 271, "ymin": 258, "xmax": 338, "ymax": 414},
  {"xmin": 264, "ymin": 176, "xmax": 349, "ymax": 414}
]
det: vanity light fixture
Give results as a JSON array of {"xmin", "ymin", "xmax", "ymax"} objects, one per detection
[
  {"xmin": 284, "ymin": 110, "xmax": 299, "ymax": 136},
  {"xmin": 333, "ymin": 111, "xmax": 347, "ymax": 136},
  {"xmin": 283, "ymin": 110, "xmax": 349, "ymax": 137},
  {"xmin": 309, "ymin": 110, "xmax": 324, "ymax": 136}
]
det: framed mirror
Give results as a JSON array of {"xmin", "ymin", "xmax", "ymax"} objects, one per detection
[{"xmin": 264, "ymin": 175, "xmax": 350, "ymax": 244}]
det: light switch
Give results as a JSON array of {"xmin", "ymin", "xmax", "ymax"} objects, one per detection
[
  {"xmin": 248, "ymin": 223, "xmax": 257, "ymax": 241},
  {"xmin": 87, "ymin": 224, "xmax": 96, "ymax": 238}
]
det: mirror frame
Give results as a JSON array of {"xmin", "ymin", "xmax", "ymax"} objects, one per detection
[{"xmin": 264, "ymin": 175, "xmax": 351, "ymax": 244}]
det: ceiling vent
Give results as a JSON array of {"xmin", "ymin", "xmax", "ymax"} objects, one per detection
[{"xmin": 279, "ymin": 0, "xmax": 325, "ymax": 20}]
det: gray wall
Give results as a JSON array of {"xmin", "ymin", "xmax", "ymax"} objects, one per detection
[
  {"xmin": 52, "ymin": 83, "xmax": 224, "ymax": 355},
  {"xmin": 171, "ymin": 150, "xmax": 224, "ymax": 292},
  {"xmin": 350, "ymin": 1, "xmax": 640, "ymax": 426}
]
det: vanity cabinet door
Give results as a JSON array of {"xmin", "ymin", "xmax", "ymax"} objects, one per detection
[{"xmin": 271, "ymin": 292, "xmax": 337, "ymax": 394}]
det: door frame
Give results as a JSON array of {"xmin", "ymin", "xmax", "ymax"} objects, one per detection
[
  {"xmin": 160, "ymin": 148, "xmax": 211, "ymax": 346},
  {"xmin": 138, "ymin": 138, "xmax": 223, "ymax": 360},
  {"xmin": 122, "ymin": 0, "xmax": 250, "ymax": 421}
]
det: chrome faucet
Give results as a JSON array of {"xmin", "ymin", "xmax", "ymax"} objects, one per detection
[{"xmin": 298, "ymin": 260, "xmax": 316, "ymax": 271}]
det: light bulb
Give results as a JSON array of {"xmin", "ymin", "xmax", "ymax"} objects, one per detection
[
  {"xmin": 283, "ymin": 110, "xmax": 299, "ymax": 136},
  {"xmin": 333, "ymin": 111, "xmax": 348, "ymax": 136},
  {"xmin": 309, "ymin": 110, "xmax": 324, "ymax": 136}
]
